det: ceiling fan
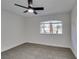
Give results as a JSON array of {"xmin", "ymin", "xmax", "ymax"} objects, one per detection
[{"xmin": 15, "ymin": 0, "xmax": 44, "ymax": 14}]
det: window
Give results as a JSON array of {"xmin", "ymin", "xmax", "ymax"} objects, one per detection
[{"xmin": 40, "ymin": 20, "xmax": 62, "ymax": 34}]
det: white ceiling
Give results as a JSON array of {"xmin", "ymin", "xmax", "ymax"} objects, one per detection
[{"xmin": 2, "ymin": 0, "xmax": 76, "ymax": 16}]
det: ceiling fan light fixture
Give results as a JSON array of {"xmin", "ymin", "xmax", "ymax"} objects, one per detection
[
  {"xmin": 15, "ymin": 0, "xmax": 44, "ymax": 14},
  {"xmin": 28, "ymin": 9, "xmax": 34, "ymax": 13}
]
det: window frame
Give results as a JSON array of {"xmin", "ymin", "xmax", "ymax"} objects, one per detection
[{"xmin": 40, "ymin": 20, "xmax": 63, "ymax": 35}]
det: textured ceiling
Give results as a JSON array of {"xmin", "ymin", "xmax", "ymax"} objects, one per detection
[{"xmin": 2, "ymin": 0, "xmax": 76, "ymax": 16}]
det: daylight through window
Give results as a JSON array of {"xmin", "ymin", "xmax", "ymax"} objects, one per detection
[{"xmin": 40, "ymin": 20, "xmax": 62, "ymax": 34}]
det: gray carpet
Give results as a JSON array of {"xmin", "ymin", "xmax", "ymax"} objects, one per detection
[{"xmin": 2, "ymin": 43, "xmax": 76, "ymax": 59}]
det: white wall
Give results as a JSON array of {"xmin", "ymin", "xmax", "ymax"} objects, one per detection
[
  {"xmin": 1, "ymin": 10, "xmax": 27, "ymax": 52},
  {"xmin": 1, "ymin": 10, "xmax": 72, "ymax": 52},
  {"xmin": 24, "ymin": 13, "xmax": 71, "ymax": 48},
  {"xmin": 71, "ymin": 4, "xmax": 77, "ymax": 57}
]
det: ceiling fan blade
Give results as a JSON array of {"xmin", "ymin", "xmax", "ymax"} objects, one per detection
[
  {"xmin": 28, "ymin": 0, "xmax": 33, "ymax": 5},
  {"xmin": 32, "ymin": 7, "xmax": 44, "ymax": 10},
  {"xmin": 15, "ymin": 4, "xmax": 28, "ymax": 9},
  {"xmin": 24, "ymin": 10, "xmax": 28, "ymax": 13},
  {"xmin": 34, "ymin": 11, "xmax": 38, "ymax": 14}
]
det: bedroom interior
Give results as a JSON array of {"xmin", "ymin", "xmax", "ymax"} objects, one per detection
[{"xmin": 1, "ymin": 0, "xmax": 77, "ymax": 59}]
